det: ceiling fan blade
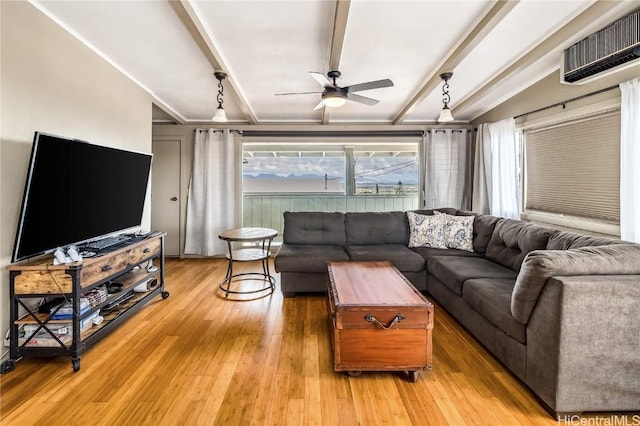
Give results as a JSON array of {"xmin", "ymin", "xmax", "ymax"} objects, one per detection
[
  {"xmin": 312, "ymin": 100, "xmax": 325, "ymax": 110},
  {"xmin": 345, "ymin": 79, "xmax": 394, "ymax": 93},
  {"xmin": 309, "ymin": 71, "xmax": 335, "ymax": 88},
  {"xmin": 275, "ymin": 91, "xmax": 323, "ymax": 96},
  {"xmin": 347, "ymin": 92, "xmax": 379, "ymax": 106}
]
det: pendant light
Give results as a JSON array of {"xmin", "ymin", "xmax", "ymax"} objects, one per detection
[
  {"xmin": 212, "ymin": 71, "xmax": 228, "ymax": 122},
  {"xmin": 437, "ymin": 72, "xmax": 454, "ymax": 122}
]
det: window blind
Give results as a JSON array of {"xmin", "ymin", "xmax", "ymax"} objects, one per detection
[{"xmin": 524, "ymin": 110, "xmax": 620, "ymax": 222}]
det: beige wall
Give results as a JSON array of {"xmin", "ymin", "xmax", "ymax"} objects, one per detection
[
  {"xmin": 1, "ymin": 2, "xmax": 152, "ymax": 358},
  {"xmin": 473, "ymin": 65, "xmax": 640, "ymax": 125}
]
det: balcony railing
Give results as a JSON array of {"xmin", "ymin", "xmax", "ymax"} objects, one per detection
[{"xmin": 243, "ymin": 194, "xmax": 419, "ymax": 242}]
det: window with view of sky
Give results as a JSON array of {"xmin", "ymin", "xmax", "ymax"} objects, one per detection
[{"xmin": 242, "ymin": 143, "xmax": 419, "ymax": 195}]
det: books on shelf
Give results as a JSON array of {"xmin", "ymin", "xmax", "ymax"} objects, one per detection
[
  {"xmin": 50, "ymin": 298, "xmax": 90, "ymax": 320},
  {"xmin": 18, "ymin": 311, "xmax": 100, "ymax": 347}
]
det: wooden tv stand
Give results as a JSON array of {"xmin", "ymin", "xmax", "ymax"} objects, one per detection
[{"xmin": 1, "ymin": 232, "xmax": 169, "ymax": 373}]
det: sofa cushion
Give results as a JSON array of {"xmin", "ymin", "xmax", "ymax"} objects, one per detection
[
  {"xmin": 546, "ymin": 231, "xmax": 626, "ymax": 250},
  {"xmin": 406, "ymin": 211, "xmax": 447, "ymax": 248},
  {"xmin": 345, "ymin": 211, "xmax": 408, "ymax": 245},
  {"xmin": 282, "ymin": 211, "xmax": 345, "ymax": 246},
  {"xmin": 485, "ymin": 219, "xmax": 556, "ymax": 272},
  {"xmin": 274, "ymin": 244, "xmax": 349, "ymax": 273},
  {"xmin": 346, "ymin": 245, "xmax": 425, "ymax": 272},
  {"xmin": 462, "ymin": 278, "xmax": 525, "ymax": 344},
  {"xmin": 412, "ymin": 207, "xmax": 458, "ymax": 216},
  {"xmin": 427, "ymin": 256, "xmax": 518, "ymax": 296},
  {"xmin": 472, "ymin": 215, "xmax": 501, "ymax": 254},
  {"xmin": 411, "ymin": 246, "xmax": 482, "ymax": 261},
  {"xmin": 436, "ymin": 212, "xmax": 474, "ymax": 252},
  {"xmin": 511, "ymin": 244, "xmax": 640, "ymax": 324}
]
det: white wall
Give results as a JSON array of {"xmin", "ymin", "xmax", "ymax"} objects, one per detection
[
  {"xmin": 472, "ymin": 66, "xmax": 640, "ymax": 125},
  {"xmin": 0, "ymin": 1, "xmax": 152, "ymax": 359}
]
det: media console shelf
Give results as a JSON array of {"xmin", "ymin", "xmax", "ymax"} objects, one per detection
[{"xmin": 1, "ymin": 232, "xmax": 169, "ymax": 373}]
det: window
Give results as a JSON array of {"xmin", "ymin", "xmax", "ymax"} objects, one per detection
[
  {"xmin": 241, "ymin": 142, "xmax": 419, "ymax": 237},
  {"xmin": 353, "ymin": 148, "xmax": 419, "ymax": 196},
  {"xmin": 242, "ymin": 143, "xmax": 418, "ymax": 196},
  {"xmin": 522, "ymin": 106, "xmax": 620, "ymax": 234},
  {"xmin": 243, "ymin": 145, "xmax": 346, "ymax": 194}
]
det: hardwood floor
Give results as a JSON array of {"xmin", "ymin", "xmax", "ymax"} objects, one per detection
[{"xmin": 1, "ymin": 258, "xmax": 636, "ymax": 425}]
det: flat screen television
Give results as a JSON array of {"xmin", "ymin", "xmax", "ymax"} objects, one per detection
[{"xmin": 12, "ymin": 132, "xmax": 153, "ymax": 262}]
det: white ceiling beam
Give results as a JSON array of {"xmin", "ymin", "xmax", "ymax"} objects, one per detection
[
  {"xmin": 453, "ymin": 0, "xmax": 628, "ymax": 120},
  {"xmin": 392, "ymin": 0, "xmax": 518, "ymax": 124},
  {"xmin": 168, "ymin": 0, "xmax": 258, "ymax": 124},
  {"xmin": 322, "ymin": 0, "xmax": 351, "ymax": 125}
]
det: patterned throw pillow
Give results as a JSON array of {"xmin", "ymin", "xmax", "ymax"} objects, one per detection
[
  {"xmin": 407, "ymin": 211, "xmax": 447, "ymax": 248},
  {"xmin": 435, "ymin": 212, "xmax": 474, "ymax": 252}
]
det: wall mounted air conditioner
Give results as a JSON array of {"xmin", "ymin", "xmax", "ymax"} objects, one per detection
[{"xmin": 561, "ymin": 9, "xmax": 640, "ymax": 85}]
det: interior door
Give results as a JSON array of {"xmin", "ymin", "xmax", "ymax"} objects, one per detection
[{"xmin": 151, "ymin": 139, "xmax": 181, "ymax": 256}]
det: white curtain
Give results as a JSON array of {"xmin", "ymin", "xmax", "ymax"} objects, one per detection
[
  {"xmin": 422, "ymin": 130, "xmax": 471, "ymax": 209},
  {"xmin": 184, "ymin": 129, "xmax": 240, "ymax": 256},
  {"xmin": 620, "ymin": 77, "xmax": 640, "ymax": 242},
  {"xmin": 473, "ymin": 118, "xmax": 521, "ymax": 219}
]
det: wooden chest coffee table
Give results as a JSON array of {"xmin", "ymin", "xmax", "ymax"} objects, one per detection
[{"xmin": 326, "ymin": 261, "xmax": 433, "ymax": 382}]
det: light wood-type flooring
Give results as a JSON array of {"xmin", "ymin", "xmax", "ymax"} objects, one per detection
[{"xmin": 1, "ymin": 258, "xmax": 637, "ymax": 425}]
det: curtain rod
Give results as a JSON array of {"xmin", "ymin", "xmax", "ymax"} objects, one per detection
[
  {"xmin": 241, "ymin": 130, "xmax": 425, "ymax": 138},
  {"xmin": 514, "ymin": 84, "xmax": 619, "ymax": 119}
]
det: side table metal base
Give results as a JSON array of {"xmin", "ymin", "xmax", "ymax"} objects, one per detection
[
  {"xmin": 219, "ymin": 271, "xmax": 276, "ymax": 299},
  {"xmin": 216, "ymin": 230, "xmax": 278, "ymax": 300}
]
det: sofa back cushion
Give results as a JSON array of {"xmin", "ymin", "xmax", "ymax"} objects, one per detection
[
  {"xmin": 345, "ymin": 211, "xmax": 408, "ymax": 245},
  {"xmin": 546, "ymin": 231, "xmax": 626, "ymax": 250},
  {"xmin": 512, "ymin": 244, "xmax": 640, "ymax": 324},
  {"xmin": 472, "ymin": 215, "xmax": 501, "ymax": 255},
  {"xmin": 412, "ymin": 207, "xmax": 458, "ymax": 216},
  {"xmin": 485, "ymin": 219, "xmax": 556, "ymax": 272},
  {"xmin": 283, "ymin": 211, "xmax": 346, "ymax": 245}
]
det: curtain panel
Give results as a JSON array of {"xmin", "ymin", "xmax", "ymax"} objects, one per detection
[
  {"xmin": 620, "ymin": 77, "xmax": 640, "ymax": 242},
  {"xmin": 422, "ymin": 130, "xmax": 472, "ymax": 210},
  {"xmin": 473, "ymin": 118, "xmax": 521, "ymax": 219},
  {"xmin": 184, "ymin": 129, "xmax": 240, "ymax": 256}
]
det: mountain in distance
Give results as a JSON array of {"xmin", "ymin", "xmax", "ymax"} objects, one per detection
[
  {"xmin": 244, "ymin": 173, "xmax": 338, "ymax": 180},
  {"xmin": 243, "ymin": 173, "xmax": 417, "ymax": 185}
]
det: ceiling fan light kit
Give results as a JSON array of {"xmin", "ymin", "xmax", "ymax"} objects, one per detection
[
  {"xmin": 322, "ymin": 91, "xmax": 348, "ymax": 108},
  {"xmin": 438, "ymin": 72, "xmax": 454, "ymax": 122},
  {"xmin": 212, "ymin": 71, "xmax": 229, "ymax": 122}
]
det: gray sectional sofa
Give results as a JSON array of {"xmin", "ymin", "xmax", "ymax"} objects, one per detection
[{"xmin": 274, "ymin": 209, "xmax": 640, "ymax": 417}]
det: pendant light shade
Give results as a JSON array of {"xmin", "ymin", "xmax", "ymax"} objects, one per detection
[
  {"xmin": 437, "ymin": 72, "xmax": 454, "ymax": 122},
  {"xmin": 212, "ymin": 107, "xmax": 227, "ymax": 122},
  {"xmin": 438, "ymin": 105, "xmax": 454, "ymax": 122},
  {"xmin": 212, "ymin": 71, "xmax": 228, "ymax": 122}
]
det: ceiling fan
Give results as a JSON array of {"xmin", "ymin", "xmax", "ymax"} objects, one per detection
[{"xmin": 276, "ymin": 70, "xmax": 393, "ymax": 110}]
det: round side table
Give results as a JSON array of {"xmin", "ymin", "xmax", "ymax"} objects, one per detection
[{"xmin": 218, "ymin": 227, "xmax": 277, "ymax": 299}]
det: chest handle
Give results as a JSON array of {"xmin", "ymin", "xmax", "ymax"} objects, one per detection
[{"xmin": 364, "ymin": 313, "xmax": 405, "ymax": 329}]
